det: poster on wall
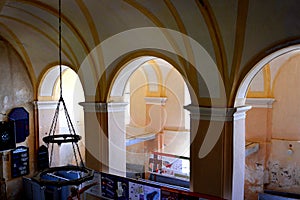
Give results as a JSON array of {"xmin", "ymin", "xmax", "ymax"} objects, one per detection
[
  {"xmin": 100, "ymin": 172, "xmax": 129, "ymax": 199},
  {"xmin": 101, "ymin": 173, "xmax": 116, "ymax": 199},
  {"xmin": 11, "ymin": 146, "xmax": 29, "ymax": 178},
  {"xmin": 115, "ymin": 178, "xmax": 129, "ymax": 200},
  {"xmin": 129, "ymin": 181, "xmax": 160, "ymax": 200},
  {"xmin": 129, "ymin": 182, "xmax": 143, "ymax": 199}
]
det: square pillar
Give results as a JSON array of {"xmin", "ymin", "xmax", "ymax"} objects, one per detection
[
  {"xmin": 79, "ymin": 102, "xmax": 109, "ymax": 172},
  {"xmin": 107, "ymin": 102, "xmax": 128, "ymax": 176},
  {"xmin": 185, "ymin": 105, "xmax": 251, "ymax": 199},
  {"xmin": 80, "ymin": 102, "xmax": 128, "ymax": 176}
]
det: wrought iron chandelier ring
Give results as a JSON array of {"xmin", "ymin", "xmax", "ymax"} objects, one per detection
[
  {"xmin": 32, "ymin": 166, "xmax": 94, "ymax": 187},
  {"xmin": 43, "ymin": 134, "xmax": 81, "ymax": 145}
]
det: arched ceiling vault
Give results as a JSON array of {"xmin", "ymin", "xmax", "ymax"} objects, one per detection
[{"xmin": 1, "ymin": 1, "xmax": 300, "ymax": 105}]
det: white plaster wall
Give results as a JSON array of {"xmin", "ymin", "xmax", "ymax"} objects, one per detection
[
  {"xmin": 109, "ymin": 110, "xmax": 126, "ymax": 176},
  {"xmin": 272, "ymin": 55, "xmax": 300, "ymax": 139},
  {"xmin": 165, "ymin": 69, "xmax": 185, "ymax": 130},
  {"xmin": 129, "ymin": 69, "xmax": 147, "ymax": 126}
]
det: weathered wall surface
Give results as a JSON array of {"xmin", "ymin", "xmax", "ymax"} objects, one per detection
[
  {"xmin": 266, "ymin": 140, "xmax": 300, "ymax": 193},
  {"xmin": 245, "ymin": 55, "xmax": 300, "ymax": 199},
  {"xmin": 245, "ymin": 107, "xmax": 270, "ymax": 199},
  {"xmin": 244, "ymin": 143, "xmax": 269, "ymax": 200},
  {"xmin": 0, "ymin": 40, "xmax": 34, "ymax": 200}
]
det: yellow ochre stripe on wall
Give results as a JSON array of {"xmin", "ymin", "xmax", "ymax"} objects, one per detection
[
  {"xmin": 18, "ymin": 1, "xmax": 91, "ymax": 64},
  {"xmin": 124, "ymin": 0, "xmax": 193, "ymax": 73},
  {"xmin": 247, "ymin": 64, "xmax": 271, "ymax": 98},
  {"xmin": 76, "ymin": 0, "xmax": 107, "ymax": 97},
  {"xmin": 0, "ymin": 22, "xmax": 37, "ymax": 97},
  {"xmin": 5, "ymin": 5, "xmax": 79, "ymax": 67},
  {"xmin": 75, "ymin": 0, "xmax": 100, "ymax": 45},
  {"xmin": 1, "ymin": 15, "xmax": 78, "ymax": 69},
  {"xmin": 195, "ymin": 0, "xmax": 229, "ymax": 92},
  {"xmin": 230, "ymin": 0, "xmax": 249, "ymax": 86},
  {"xmin": 146, "ymin": 60, "xmax": 163, "ymax": 96},
  {"xmin": 164, "ymin": 0, "xmax": 197, "ymax": 89},
  {"xmin": 25, "ymin": 0, "xmax": 102, "ymax": 98},
  {"xmin": 228, "ymin": 0, "xmax": 249, "ymax": 105}
]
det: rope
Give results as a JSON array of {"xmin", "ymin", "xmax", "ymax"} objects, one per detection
[
  {"xmin": 59, "ymin": 0, "xmax": 62, "ymax": 98},
  {"xmin": 47, "ymin": 0, "xmax": 84, "ymax": 168},
  {"xmin": 48, "ymin": 101, "xmax": 60, "ymax": 166},
  {"xmin": 61, "ymin": 99, "xmax": 85, "ymax": 167},
  {"xmin": 34, "ymin": 0, "xmax": 95, "ymax": 188}
]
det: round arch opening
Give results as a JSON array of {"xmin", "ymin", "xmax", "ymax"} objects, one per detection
[
  {"xmin": 37, "ymin": 65, "xmax": 86, "ymax": 167},
  {"xmin": 235, "ymin": 44, "xmax": 300, "ymax": 199},
  {"xmin": 235, "ymin": 44, "xmax": 300, "ymax": 105},
  {"xmin": 108, "ymin": 56, "xmax": 192, "ymax": 188}
]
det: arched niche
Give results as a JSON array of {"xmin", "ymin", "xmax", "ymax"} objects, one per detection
[{"xmin": 37, "ymin": 65, "xmax": 85, "ymax": 166}]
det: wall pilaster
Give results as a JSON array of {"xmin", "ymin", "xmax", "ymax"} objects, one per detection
[
  {"xmin": 79, "ymin": 102, "xmax": 127, "ymax": 176},
  {"xmin": 185, "ymin": 105, "xmax": 251, "ymax": 199}
]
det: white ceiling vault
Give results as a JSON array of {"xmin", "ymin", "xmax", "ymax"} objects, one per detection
[{"xmin": 1, "ymin": 0, "xmax": 300, "ymax": 103}]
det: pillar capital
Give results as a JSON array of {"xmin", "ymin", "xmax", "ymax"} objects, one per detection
[
  {"xmin": 245, "ymin": 98, "xmax": 275, "ymax": 108},
  {"xmin": 79, "ymin": 102, "xmax": 128, "ymax": 113},
  {"xmin": 33, "ymin": 100, "xmax": 57, "ymax": 110},
  {"xmin": 184, "ymin": 105, "xmax": 252, "ymax": 121}
]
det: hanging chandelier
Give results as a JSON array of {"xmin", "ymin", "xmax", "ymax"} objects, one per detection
[{"xmin": 32, "ymin": 0, "xmax": 94, "ymax": 187}]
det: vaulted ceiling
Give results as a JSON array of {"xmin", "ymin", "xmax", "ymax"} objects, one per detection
[{"xmin": 1, "ymin": 0, "xmax": 300, "ymax": 103}]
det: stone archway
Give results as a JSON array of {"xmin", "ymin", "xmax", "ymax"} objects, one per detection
[
  {"xmin": 108, "ymin": 56, "xmax": 192, "ymax": 183},
  {"xmin": 234, "ymin": 44, "xmax": 300, "ymax": 199},
  {"xmin": 235, "ymin": 44, "xmax": 300, "ymax": 106},
  {"xmin": 78, "ymin": 27, "xmax": 229, "ymax": 198}
]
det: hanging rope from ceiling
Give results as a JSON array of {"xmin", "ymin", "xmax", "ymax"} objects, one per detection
[{"xmin": 32, "ymin": 0, "xmax": 94, "ymax": 187}]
